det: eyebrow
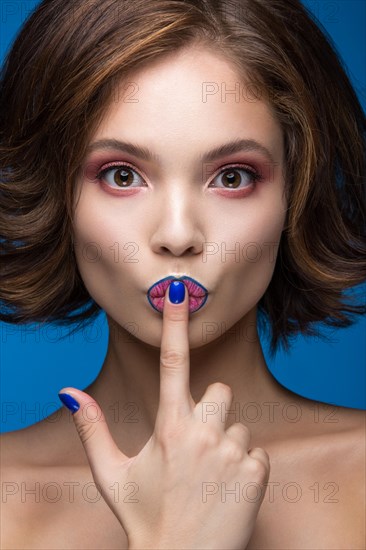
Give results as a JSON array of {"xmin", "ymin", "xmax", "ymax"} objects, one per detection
[{"xmin": 86, "ymin": 137, "xmax": 276, "ymax": 165}]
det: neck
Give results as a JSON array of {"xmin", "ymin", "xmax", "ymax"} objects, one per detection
[{"xmin": 85, "ymin": 306, "xmax": 296, "ymax": 457}]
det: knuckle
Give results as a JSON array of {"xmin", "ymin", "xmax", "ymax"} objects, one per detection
[
  {"xmin": 255, "ymin": 460, "xmax": 270, "ymax": 481},
  {"xmin": 167, "ymin": 308, "xmax": 187, "ymax": 322},
  {"xmin": 196, "ymin": 427, "xmax": 221, "ymax": 449},
  {"xmin": 76, "ymin": 421, "xmax": 97, "ymax": 445},
  {"xmin": 222, "ymin": 440, "xmax": 245, "ymax": 462},
  {"xmin": 259, "ymin": 448, "xmax": 270, "ymax": 465},
  {"xmin": 153, "ymin": 427, "xmax": 181, "ymax": 459},
  {"xmin": 247, "ymin": 451, "xmax": 270, "ymax": 480},
  {"xmin": 211, "ymin": 382, "xmax": 233, "ymax": 399},
  {"xmin": 236, "ymin": 423, "xmax": 251, "ymax": 438},
  {"xmin": 160, "ymin": 349, "xmax": 187, "ymax": 369}
]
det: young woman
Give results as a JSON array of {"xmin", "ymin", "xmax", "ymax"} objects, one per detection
[{"xmin": 1, "ymin": 0, "xmax": 365, "ymax": 548}]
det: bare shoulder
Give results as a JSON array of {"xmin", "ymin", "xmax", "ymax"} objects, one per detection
[
  {"xmin": 308, "ymin": 401, "xmax": 365, "ymax": 461},
  {"xmin": 334, "ymin": 405, "xmax": 366, "ymax": 540},
  {"xmin": 0, "ymin": 423, "xmax": 127, "ymax": 550},
  {"xmin": 0, "ymin": 425, "xmax": 58, "ymax": 528},
  {"xmin": 0, "ymin": 423, "xmax": 47, "ymax": 469},
  {"xmin": 0, "ymin": 421, "xmax": 94, "ymax": 549},
  {"xmin": 0, "ymin": 407, "xmax": 88, "ymax": 468},
  {"xmin": 0, "ymin": 429, "xmax": 36, "ymax": 548},
  {"xmin": 329, "ymin": 403, "xmax": 365, "ymax": 446},
  {"xmin": 334, "ymin": 403, "xmax": 366, "ymax": 472},
  {"xmin": 255, "ymin": 401, "xmax": 366, "ymax": 549},
  {"xmin": 316, "ymin": 403, "xmax": 365, "ymax": 537}
]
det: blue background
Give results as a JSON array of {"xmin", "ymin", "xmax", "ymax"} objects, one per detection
[{"xmin": 1, "ymin": 0, "xmax": 365, "ymax": 433}]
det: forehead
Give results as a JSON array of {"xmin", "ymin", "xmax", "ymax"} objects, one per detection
[{"xmin": 91, "ymin": 46, "xmax": 283, "ymax": 164}]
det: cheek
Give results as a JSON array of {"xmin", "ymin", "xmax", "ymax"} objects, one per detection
[
  {"xmin": 73, "ymin": 183, "xmax": 130, "ymax": 258},
  {"xmin": 220, "ymin": 198, "xmax": 286, "ymax": 306},
  {"xmin": 219, "ymin": 197, "xmax": 285, "ymax": 264},
  {"xmin": 240, "ymin": 183, "xmax": 287, "ymax": 258},
  {"xmin": 244, "ymin": 201, "xmax": 285, "ymax": 273},
  {"xmin": 72, "ymin": 191, "xmax": 122, "ymax": 290}
]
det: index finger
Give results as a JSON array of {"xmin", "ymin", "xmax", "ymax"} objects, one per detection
[{"xmin": 156, "ymin": 280, "xmax": 194, "ymax": 427}]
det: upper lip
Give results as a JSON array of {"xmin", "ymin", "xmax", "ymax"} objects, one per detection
[{"xmin": 148, "ymin": 275, "xmax": 208, "ymax": 298}]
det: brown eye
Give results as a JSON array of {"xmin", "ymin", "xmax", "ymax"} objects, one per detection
[
  {"xmin": 220, "ymin": 169, "xmax": 242, "ymax": 188},
  {"xmin": 209, "ymin": 166, "xmax": 260, "ymax": 189},
  {"xmin": 97, "ymin": 164, "xmax": 145, "ymax": 188},
  {"xmin": 113, "ymin": 167, "xmax": 134, "ymax": 187}
]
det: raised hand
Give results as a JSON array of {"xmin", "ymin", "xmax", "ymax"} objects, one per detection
[{"xmin": 59, "ymin": 281, "xmax": 270, "ymax": 549}]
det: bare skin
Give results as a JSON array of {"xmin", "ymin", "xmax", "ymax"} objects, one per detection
[
  {"xmin": 1, "ymin": 45, "xmax": 365, "ymax": 548},
  {"xmin": 1, "ymin": 361, "xmax": 365, "ymax": 549}
]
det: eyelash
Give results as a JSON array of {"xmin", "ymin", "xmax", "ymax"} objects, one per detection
[{"xmin": 95, "ymin": 161, "xmax": 262, "ymax": 193}]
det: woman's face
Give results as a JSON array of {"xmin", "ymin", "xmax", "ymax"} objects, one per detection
[{"xmin": 73, "ymin": 46, "xmax": 287, "ymax": 349}]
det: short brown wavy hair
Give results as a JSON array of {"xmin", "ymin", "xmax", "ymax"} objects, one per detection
[{"xmin": 1, "ymin": 0, "xmax": 365, "ymax": 357}]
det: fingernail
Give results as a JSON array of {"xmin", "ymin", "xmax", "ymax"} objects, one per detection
[
  {"xmin": 58, "ymin": 392, "xmax": 80, "ymax": 414},
  {"xmin": 169, "ymin": 280, "xmax": 185, "ymax": 304}
]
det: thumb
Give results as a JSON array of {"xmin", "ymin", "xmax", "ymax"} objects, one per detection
[{"xmin": 58, "ymin": 387, "xmax": 128, "ymax": 476}]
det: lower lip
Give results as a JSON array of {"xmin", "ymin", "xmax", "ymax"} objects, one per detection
[{"xmin": 148, "ymin": 293, "xmax": 208, "ymax": 313}]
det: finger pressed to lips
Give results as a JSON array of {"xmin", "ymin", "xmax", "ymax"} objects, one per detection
[{"xmin": 156, "ymin": 281, "xmax": 194, "ymax": 427}]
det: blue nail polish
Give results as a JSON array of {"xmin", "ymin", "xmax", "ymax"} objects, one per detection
[
  {"xmin": 58, "ymin": 392, "xmax": 80, "ymax": 414},
  {"xmin": 169, "ymin": 280, "xmax": 185, "ymax": 304}
]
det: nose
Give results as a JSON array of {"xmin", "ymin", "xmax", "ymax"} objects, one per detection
[{"xmin": 149, "ymin": 187, "xmax": 205, "ymax": 257}]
